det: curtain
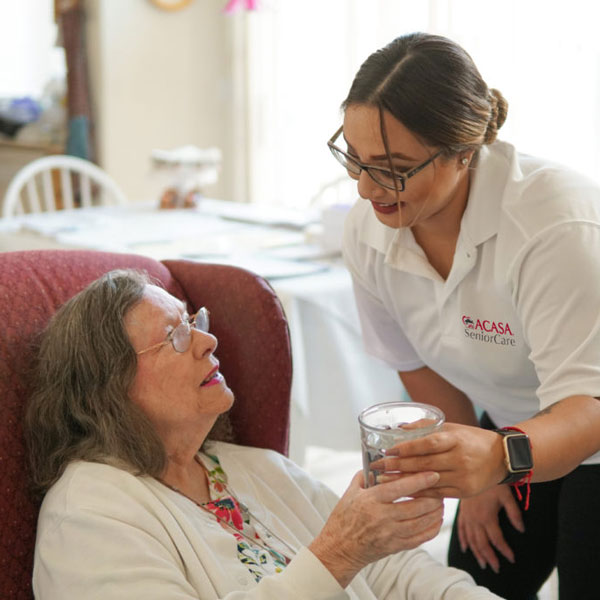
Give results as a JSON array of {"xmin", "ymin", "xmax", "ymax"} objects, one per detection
[{"xmin": 55, "ymin": 0, "xmax": 94, "ymax": 161}]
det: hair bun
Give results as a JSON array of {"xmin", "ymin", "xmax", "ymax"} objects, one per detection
[{"xmin": 483, "ymin": 88, "xmax": 508, "ymax": 144}]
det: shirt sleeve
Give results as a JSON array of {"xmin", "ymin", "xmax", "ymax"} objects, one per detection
[
  {"xmin": 363, "ymin": 549, "xmax": 504, "ymax": 599},
  {"xmin": 512, "ymin": 220, "xmax": 600, "ymax": 407},
  {"xmin": 351, "ymin": 276, "xmax": 425, "ymax": 371}
]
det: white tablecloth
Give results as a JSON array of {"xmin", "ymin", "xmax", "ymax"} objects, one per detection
[{"xmin": 275, "ymin": 269, "xmax": 403, "ymax": 461}]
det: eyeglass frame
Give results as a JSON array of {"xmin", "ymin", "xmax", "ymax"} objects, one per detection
[
  {"xmin": 327, "ymin": 125, "xmax": 442, "ymax": 192},
  {"xmin": 136, "ymin": 306, "xmax": 210, "ymax": 355}
]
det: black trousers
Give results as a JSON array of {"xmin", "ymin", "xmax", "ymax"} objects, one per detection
[{"xmin": 447, "ymin": 413, "xmax": 600, "ymax": 600}]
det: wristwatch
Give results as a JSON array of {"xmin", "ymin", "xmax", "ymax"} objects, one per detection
[{"xmin": 494, "ymin": 428, "xmax": 533, "ymax": 484}]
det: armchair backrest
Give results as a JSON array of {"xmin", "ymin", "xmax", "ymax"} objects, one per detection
[{"xmin": 0, "ymin": 249, "xmax": 292, "ymax": 599}]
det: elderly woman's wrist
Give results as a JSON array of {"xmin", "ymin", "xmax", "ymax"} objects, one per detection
[{"xmin": 308, "ymin": 538, "xmax": 363, "ymax": 588}]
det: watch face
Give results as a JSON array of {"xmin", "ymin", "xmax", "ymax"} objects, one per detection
[{"xmin": 506, "ymin": 435, "xmax": 533, "ymax": 471}]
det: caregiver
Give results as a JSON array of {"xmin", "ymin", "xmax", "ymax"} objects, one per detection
[{"xmin": 330, "ymin": 31, "xmax": 600, "ymax": 600}]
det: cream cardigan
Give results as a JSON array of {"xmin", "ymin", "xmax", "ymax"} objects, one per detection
[{"xmin": 33, "ymin": 441, "xmax": 500, "ymax": 599}]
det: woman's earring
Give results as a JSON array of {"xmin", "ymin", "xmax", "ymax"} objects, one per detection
[{"xmin": 461, "ymin": 157, "xmax": 469, "ymax": 166}]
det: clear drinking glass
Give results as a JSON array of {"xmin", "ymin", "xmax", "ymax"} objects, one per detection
[{"xmin": 358, "ymin": 401, "xmax": 445, "ymax": 488}]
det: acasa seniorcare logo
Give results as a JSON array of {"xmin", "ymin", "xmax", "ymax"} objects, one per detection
[{"xmin": 462, "ymin": 315, "xmax": 516, "ymax": 346}]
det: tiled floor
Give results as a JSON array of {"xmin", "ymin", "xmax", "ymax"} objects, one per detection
[{"xmin": 302, "ymin": 446, "xmax": 558, "ymax": 599}]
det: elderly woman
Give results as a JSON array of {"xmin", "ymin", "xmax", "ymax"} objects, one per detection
[{"xmin": 25, "ymin": 269, "xmax": 500, "ymax": 599}]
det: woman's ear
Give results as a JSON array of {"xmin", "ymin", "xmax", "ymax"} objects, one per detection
[{"xmin": 459, "ymin": 152, "xmax": 475, "ymax": 168}]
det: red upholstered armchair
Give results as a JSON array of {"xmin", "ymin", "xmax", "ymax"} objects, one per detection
[{"xmin": 0, "ymin": 249, "xmax": 292, "ymax": 599}]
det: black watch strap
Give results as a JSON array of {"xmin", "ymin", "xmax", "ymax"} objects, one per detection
[{"xmin": 499, "ymin": 469, "xmax": 529, "ymax": 485}]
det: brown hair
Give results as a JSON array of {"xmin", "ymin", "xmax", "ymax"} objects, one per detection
[{"xmin": 342, "ymin": 32, "xmax": 508, "ymax": 157}]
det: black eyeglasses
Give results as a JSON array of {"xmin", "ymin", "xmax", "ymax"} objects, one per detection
[{"xmin": 327, "ymin": 125, "xmax": 442, "ymax": 192}]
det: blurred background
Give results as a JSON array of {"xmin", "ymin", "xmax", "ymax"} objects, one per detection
[{"xmin": 1, "ymin": 0, "xmax": 599, "ymax": 210}]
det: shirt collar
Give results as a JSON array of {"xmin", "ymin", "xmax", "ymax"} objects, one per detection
[{"xmin": 459, "ymin": 141, "xmax": 515, "ymax": 248}]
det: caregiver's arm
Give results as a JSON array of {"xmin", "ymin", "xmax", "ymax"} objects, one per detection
[
  {"xmin": 382, "ymin": 394, "xmax": 600, "ymax": 498},
  {"xmin": 399, "ymin": 370, "xmax": 600, "ymax": 484},
  {"xmin": 399, "ymin": 366, "xmax": 479, "ymax": 426},
  {"xmin": 515, "ymin": 394, "xmax": 600, "ymax": 481}
]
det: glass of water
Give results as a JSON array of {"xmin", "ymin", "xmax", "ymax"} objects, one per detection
[{"xmin": 358, "ymin": 401, "xmax": 445, "ymax": 488}]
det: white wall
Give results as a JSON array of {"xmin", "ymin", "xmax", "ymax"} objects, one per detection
[
  {"xmin": 0, "ymin": 0, "xmax": 63, "ymax": 98},
  {"xmin": 86, "ymin": 0, "xmax": 239, "ymax": 204}
]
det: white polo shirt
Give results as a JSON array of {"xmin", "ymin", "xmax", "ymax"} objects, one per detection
[{"xmin": 343, "ymin": 140, "xmax": 600, "ymax": 465}]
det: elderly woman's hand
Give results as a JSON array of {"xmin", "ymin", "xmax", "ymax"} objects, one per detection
[
  {"xmin": 308, "ymin": 470, "xmax": 443, "ymax": 588},
  {"xmin": 375, "ymin": 423, "xmax": 507, "ymax": 499}
]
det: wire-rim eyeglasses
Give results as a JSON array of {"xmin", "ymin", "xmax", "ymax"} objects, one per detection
[{"xmin": 136, "ymin": 306, "xmax": 210, "ymax": 355}]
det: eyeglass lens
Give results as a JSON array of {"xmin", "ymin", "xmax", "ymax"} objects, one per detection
[
  {"xmin": 172, "ymin": 308, "xmax": 210, "ymax": 353},
  {"xmin": 329, "ymin": 146, "xmax": 405, "ymax": 191}
]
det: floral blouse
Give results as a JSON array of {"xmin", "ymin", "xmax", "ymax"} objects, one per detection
[{"xmin": 199, "ymin": 453, "xmax": 291, "ymax": 583}]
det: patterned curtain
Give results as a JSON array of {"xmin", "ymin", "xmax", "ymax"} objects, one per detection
[{"xmin": 54, "ymin": 0, "xmax": 94, "ymax": 161}]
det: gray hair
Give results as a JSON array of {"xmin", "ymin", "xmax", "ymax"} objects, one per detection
[{"xmin": 26, "ymin": 270, "xmax": 169, "ymax": 496}]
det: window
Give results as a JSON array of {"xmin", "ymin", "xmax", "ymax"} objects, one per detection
[
  {"xmin": 0, "ymin": 1, "xmax": 64, "ymax": 98},
  {"xmin": 238, "ymin": 0, "xmax": 600, "ymax": 208}
]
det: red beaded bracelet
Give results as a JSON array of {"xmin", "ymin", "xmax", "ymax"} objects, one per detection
[{"xmin": 498, "ymin": 426, "xmax": 533, "ymax": 510}]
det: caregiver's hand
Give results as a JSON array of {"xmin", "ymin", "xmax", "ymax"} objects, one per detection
[
  {"xmin": 457, "ymin": 485, "xmax": 524, "ymax": 574},
  {"xmin": 375, "ymin": 423, "xmax": 507, "ymax": 498},
  {"xmin": 309, "ymin": 470, "xmax": 444, "ymax": 588}
]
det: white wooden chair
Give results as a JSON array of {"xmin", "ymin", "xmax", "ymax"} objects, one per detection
[{"xmin": 2, "ymin": 155, "xmax": 127, "ymax": 218}]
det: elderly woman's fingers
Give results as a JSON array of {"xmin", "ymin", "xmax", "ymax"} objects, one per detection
[
  {"xmin": 389, "ymin": 496, "xmax": 444, "ymax": 522},
  {"xmin": 388, "ymin": 502, "xmax": 444, "ymax": 541},
  {"xmin": 405, "ymin": 518, "xmax": 446, "ymax": 547},
  {"xmin": 309, "ymin": 470, "xmax": 445, "ymax": 584},
  {"xmin": 371, "ymin": 470, "xmax": 440, "ymax": 502},
  {"xmin": 349, "ymin": 469, "xmax": 367, "ymax": 488},
  {"xmin": 338, "ymin": 498, "xmax": 444, "ymax": 551}
]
